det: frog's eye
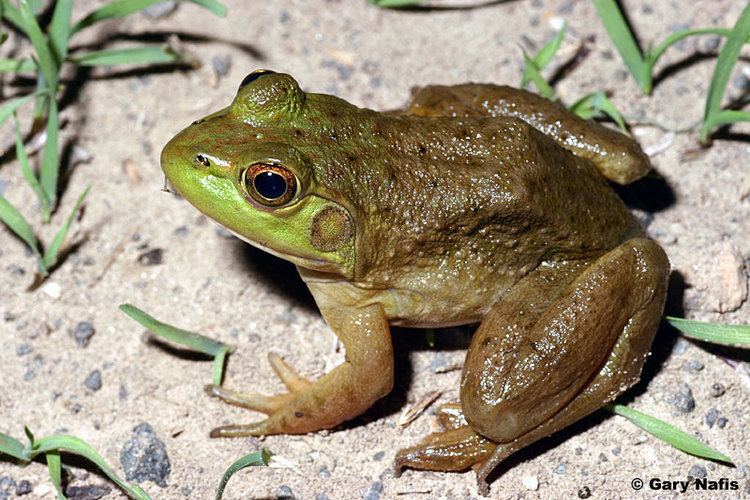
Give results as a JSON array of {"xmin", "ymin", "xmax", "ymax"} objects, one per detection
[
  {"xmin": 243, "ymin": 163, "xmax": 297, "ymax": 207},
  {"xmin": 239, "ymin": 69, "xmax": 275, "ymax": 89}
]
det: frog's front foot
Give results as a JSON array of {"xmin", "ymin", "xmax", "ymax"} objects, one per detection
[{"xmin": 206, "ymin": 352, "xmax": 313, "ymax": 437}]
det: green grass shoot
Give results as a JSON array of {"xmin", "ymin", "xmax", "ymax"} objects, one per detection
[
  {"xmin": 699, "ymin": 2, "xmax": 750, "ymax": 143},
  {"xmin": 569, "ymin": 91, "xmax": 627, "ymax": 131},
  {"xmin": 593, "ymin": 0, "xmax": 750, "ymax": 96},
  {"xmin": 0, "ymin": 428, "xmax": 151, "ymax": 500},
  {"xmin": 606, "ymin": 404, "xmax": 733, "ymax": 464},
  {"xmin": 119, "ymin": 304, "xmax": 235, "ymax": 386},
  {"xmin": 520, "ymin": 22, "xmax": 566, "ymax": 89},
  {"xmin": 215, "ymin": 449, "xmax": 271, "ymax": 500},
  {"xmin": 667, "ymin": 317, "xmax": 750, "ymax": 346}
]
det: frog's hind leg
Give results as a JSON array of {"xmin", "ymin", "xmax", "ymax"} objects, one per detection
[{"xmin": 460, "ymin": 238, "xmax": 668, "ymax": 495}]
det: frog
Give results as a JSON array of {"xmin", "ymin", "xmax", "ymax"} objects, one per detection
[{"xmin": 160, "ymin": 70, "xmax": 669, "ymax": 494}]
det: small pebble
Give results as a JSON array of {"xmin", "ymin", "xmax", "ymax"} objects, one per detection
[
  {"xmin": 710, "ymin": 383, "xmax": 726, "ymax": 397},
  {"xmin": 212, "ymin": 54, "xmax": 232, "ymax": 77},
  {"xmin": 41, "ymin": 282, "xmax": 61, "ymax": 299},
  {"xmin": 276, "ymin": 485, "xmax": 295, "ymax": 499},
  {"xmin": 120, "ymin": 423, "xmax": 171, "ymax": 487},
  {"xmin": 63, "ymin": 484, "xmax": 112, "ymax": 500},
  {"xmin": 672, "ymin": 337, "xmax": 689, "ymax": 355},
  {"xmin": 706, "ymin": 408, "xmax": 719, "ymax": 428},
  {"xmin": 683, "ymin": 360, "xmax": 704, "ymax": 373},
  {"xmin": 716, "ymin": 417, "xmax": 728, "ymax": 429},
  {"xmin": 173, "ymin": 226, "xmax": 189, "ymax": 237},
  {"xmin": 372, "ymin": 451, "xmax": 385, "ymax": 461},
  {"xmin": 16, "ymin": 479, "xmax": 32, "ymax": 496},
  {"xmin": 84, "ymin": 370, "xmax": 102, "ymax": 391},
  {"xmin": 16, "ymin": 343, "xmax": 32, "ymax": 356},
  {"xmin": 318, "ymin": 465, "xmax": 331, "ymax": 479},
  {"xmin": 363, "ymin": 481, "xmax": 384, "ymax": 500},
  {"xmin": 554, "ymin": 463, "xmax": 567, "ymax": 474},
  {"xmin": 143, "ymin": 1, "xmax": 177, "ymax": 19},
  {"xmin": 577, "ymin": 486, "xmax": 592, "ymax": 499},
  {"xmin": 0, "ymin": 476, "xmax": 16, "ymax": 495},
  {"xmin": 137, "ymin": 248, "xmax": 164, "ymax": 266},
  {"xmin": 522, "ymin": 475, "xmax": 539, "ymax": 491},
  {"xmin": 72, "ymin": 322, "xmax": 96, "ymax": 347},
  {"xmin": 315, "ymin": 494, "xmax": 329, "ymax": 500},
  {"xmin": 688, "ymin": 464, "xmax": 707, "ymax": 479},
  {"xmin": 668, "ymin": 383, "xmax": 695, "ymax": 415},
  {"xmin": 7, "ymin": 264, "xmax": 25, "ymax": 276}
]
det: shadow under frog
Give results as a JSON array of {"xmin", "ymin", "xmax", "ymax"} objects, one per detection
[{"xmin": 160, "ymin": 70, "xmax": 671, "ymax": 494}]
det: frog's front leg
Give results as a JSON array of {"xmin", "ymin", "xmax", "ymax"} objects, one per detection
[{"xmin": 208, "ymin": 296, "xmax": 393, "ymax": 437}]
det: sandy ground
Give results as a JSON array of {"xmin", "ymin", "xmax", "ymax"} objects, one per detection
[{"xmin": 2, "ymin": 0, "xmax": 750, "ymax": 498}]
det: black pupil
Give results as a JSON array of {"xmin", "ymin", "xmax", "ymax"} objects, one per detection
[
  {"xmin": 253, "ymin": 171, "xmax": 287, "ymax": 200},
  {"xmin": 240, "ymin": 70, "xmax": 275, "ymax": 88}
]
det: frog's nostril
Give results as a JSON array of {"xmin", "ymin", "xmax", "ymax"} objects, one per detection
[{"xmin": 195, "ymin": 154, "xmax": 211, "ymax": 167}]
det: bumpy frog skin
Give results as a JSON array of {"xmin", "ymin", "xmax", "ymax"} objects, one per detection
[{"xmin": 161, "ymin": 70, "xmax": 669, "ymax": 494}]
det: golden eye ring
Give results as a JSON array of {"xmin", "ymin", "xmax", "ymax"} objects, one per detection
[{"xmin": 243, "ymin": 163, "xmax": 297, "ymax": 207}]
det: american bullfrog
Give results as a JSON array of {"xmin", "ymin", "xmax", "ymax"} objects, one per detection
[{"xmin": 160, "ymin": 70, "xmax": 669, "ymax": 494}]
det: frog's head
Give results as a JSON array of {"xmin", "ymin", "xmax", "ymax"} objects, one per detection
[{"xmin": 160, "ymin": 70, "xmax": 356, "ymax": 278}]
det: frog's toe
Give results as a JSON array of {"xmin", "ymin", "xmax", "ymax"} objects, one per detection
[
  {"xmin": 434, "ymin": 401, "xmax": 466, "ymax": 431},
  {"xmin": 268, "ymin": 352, "xmax": 311, "ymax": 392},
  {"xmin": 209, "ymin": 421, "xmax": 270, "ymax": 438},
  {"xmin": 394, "ymin": 426, "xmax": 495, "ymax": 476},
  {"xmin": 204, "ymin": 384, "xmax": 294, "ymax": 413}
]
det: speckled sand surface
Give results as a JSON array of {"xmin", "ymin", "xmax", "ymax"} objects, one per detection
[{"xmin": 1, "ymin": 1, "xmax": 750, "ymax": 498}]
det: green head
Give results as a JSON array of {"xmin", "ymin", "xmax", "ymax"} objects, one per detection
[{"xmin": 160, "ymin": 70, "xmax": 356, "ymax": 277}]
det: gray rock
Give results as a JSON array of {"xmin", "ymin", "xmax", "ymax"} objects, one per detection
[
  {"xmin": 276, "ymin": 484, "xmax": 295, "ymax": 499},
  {"xmin": 577, "ymin": 486, "xmax": 592, "ymax": 499},
  {"xmin": 137, "ymin": 248, "xmax": 164, "ymax": 266},
  {"xmin": 72, "ymin": 322, "xmax": 96, "ymax": 347},
  {"xmin": 16, "ymin": 343, "xmax": 32, "ymax": 356},
  {"xmin": 372, "ymin": 451, "xmax": 385, "ymax": 461},
  {"xmin": 63, "ymin": 484, "xmax": 112, "ymax": 500},
  {"xmin": 710, "ymin": 382, "xmax": 726, "ymax": 397},
  {"xmin": 315, "ymin": 494, "xmax": 329, "ymax": 500},
  {"xmin": 716, "ymin": 417, "xmax": 728, "ymax": 429},
  {"xmin": 212, "ymin": 55, "xmax": 232, "ymax": 77},
  {"xmin": 318, "ymin": 465, "xmax": 331, "ymax": 479},
  {"xmin": 672, "ymin": 337, "xmax": 690, "ymax": 355},
  {"xmin": 683, "ymin": 360, "xmax": 704, "ymax": 373},
  {"xmin": 15, "ymin": 480, "xmax": 32, "ymax": 496},
  {"xmin": 554, "ymin": 463, "xmax": 567, "ymax": 474},
  {"xmin": 143, "ymin": 1, "xmax": 177, "ymax": 19},
  {"xmin": 688, "ymin": 464, "xmax": 707, "ymax": 479},
  {"xmin": 363, "ymin": 481, "xmax": 384, "ymax": 500},
  {"xmin": 706, "ymin": 408, "xmax": 719, "ymax": 428},
  {"xmin": 120, "ymin": 423, "xmax": 171, "ymax": 487},
  {"xmin": 84, "ymin": 370, "xmax": 102, "ymax": 391},
  {"xmin": 668, "ymin": 383, "xmax": 695, "ymax": 415}
]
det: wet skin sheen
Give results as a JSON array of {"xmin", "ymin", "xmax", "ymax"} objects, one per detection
[{"xmin": 160, "ymin": 70, "xmax": 669, "ymax": 494}]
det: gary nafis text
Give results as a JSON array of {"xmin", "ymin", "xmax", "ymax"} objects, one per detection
[{"xmin": 632, "ymin": 477, "xmax": 739, "ymax": 492}]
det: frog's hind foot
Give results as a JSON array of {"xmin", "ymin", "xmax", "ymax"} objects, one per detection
[{"xmin": 394, "ymin": 424, "xmax": 496, "ymax": 479}]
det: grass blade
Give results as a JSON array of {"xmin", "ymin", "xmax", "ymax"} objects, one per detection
[
  {"xmin": 43, "ymin": 185, "xmax": 90, "ymax": 269},
  {"xmin": 0, "ymin": 58, "xmax": 36, "ymax": 72},
  {"xmin": 606, "ymin": 404, "xmax": 733, "ymax": 464},
  {"xmin": 0, "ymin": 1, "xmax": 25, "ymax": 32},
  {"xmin": 187, "ymin": 0, "xmax": 227, "ymax": 17},
  {"xmin": 520, "ymin": 23, "xmax": 566, "ymax": 87},
  {"xmin": 17, "ymin": 0, "xmax": 57, "ymax": 89},
  {"xmin": 73, "ymin": 0, "xmax": 226, "ymax": 33},
  {"xmin": 215, "ymin": 449, "xmax": 271, "ymax": 500},
  {"xmin": 13, "ymin": 115, "xmax": 50, "ymax": 219},
  {"xmin": 212, "ymin": 346, "xmax": 231, "ymax": 386},
  {"xmin": 48, "ymin": 0, "xmax": 73, "ymax": 68},
  {"xmin": 592, "ymin": 0, "xmax": 649, "ymax": 92},
  {"xmin": 700, "ymin": 2, "xmax": 750, "ymax": 142},
  {"xmin": 667, "ymin": 316, "xmax": 750, "ymax": 346},
  {"xmin": 70, "ymin": 46, "xmax": 183, "ymax": 67},
  {"xmin": 0, "ymin": 89, "xmax": 46, "ymax": 126},
  {"xmin": 570, "ymin": 91, "xmax": 627, "ymax": 130},
  {"xmin": 45, "ymin": 450, "xmax": 65, "ymax": 500},
  {"xmin": 30, "ymin": 434, "xmax": 151, "ymax": 500},
  {"xmin": 704, "ymin": 109, "xmax": 750, "ymax": 130},
  {"xmin": 520, "ymin": 49, "xmax": 556, "ymax": 100},
  {"xmin": 369, "ymin": 0, "xmax": 425, "ymax": 6},
  {"xmin": 39, "ymin": 98, "xmax": 59, "ymax": 214},
  {"xmin": 0, "ymin": 432, "xmax": 27, "ymax": 461},
  {"xmin": 0, "ymin": 194, "xmax": 46, "ymax": 274},
  {"xmin": 119, "ymin": 304, "xmax": 234, "ymax": 357}
]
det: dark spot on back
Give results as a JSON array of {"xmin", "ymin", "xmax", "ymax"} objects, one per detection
[
  {"xmin": 294, "ymin": 129, "xmax": 304, "ymax": 137},
  {"xmin": 417, "ymin": 144, "xmax": 427, "ymax": 155}
]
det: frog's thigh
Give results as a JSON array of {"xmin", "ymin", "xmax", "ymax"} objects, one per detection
[{"xmin": 461, "ymin": 238, "xmax": 669, "ymax": 444}]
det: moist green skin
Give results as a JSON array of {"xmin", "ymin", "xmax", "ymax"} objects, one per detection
[{"xmin": 160, "ymin": 72, "xmax": 669, "ymax": 494}]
